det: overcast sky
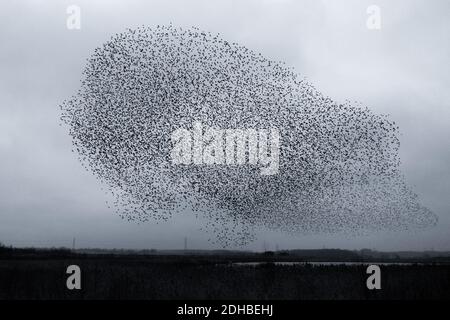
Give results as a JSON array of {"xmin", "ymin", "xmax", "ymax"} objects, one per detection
[{"xmin": 0, "ymin": 0, "xmax": 449, "ymax": 251}]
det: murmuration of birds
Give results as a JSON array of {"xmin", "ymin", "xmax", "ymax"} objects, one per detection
[{"xmin": 60, "ymin": 25, "xmax": 437, "ymax": 247}]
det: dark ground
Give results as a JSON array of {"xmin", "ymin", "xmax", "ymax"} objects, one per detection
[{"xmin": 0, "ymin": 248, "xmax": 449, "ymax": 300}]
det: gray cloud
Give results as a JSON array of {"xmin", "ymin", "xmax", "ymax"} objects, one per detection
[{"xmin": 0, "ymin": 0, "xmax": 449, "ymax": 250}]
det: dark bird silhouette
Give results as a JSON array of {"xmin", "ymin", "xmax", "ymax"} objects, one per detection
[{"xmin": 60, "ymin": 25, "xmax": 437, "ymax": 246}]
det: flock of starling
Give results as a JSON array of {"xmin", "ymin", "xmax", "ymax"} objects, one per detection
[{"xmin": 61, "ymin": 25, "xmax": 437, "ymax": 246}]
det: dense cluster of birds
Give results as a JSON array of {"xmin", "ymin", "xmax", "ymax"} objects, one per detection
[{"xmin": 61, "ymin": 25, "xmax": 437, "ymax": 246}]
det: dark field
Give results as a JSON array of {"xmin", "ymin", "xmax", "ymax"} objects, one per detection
[{"xmin": 0, "ymin": 252, "xmax": 449, "ymax": 300}]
